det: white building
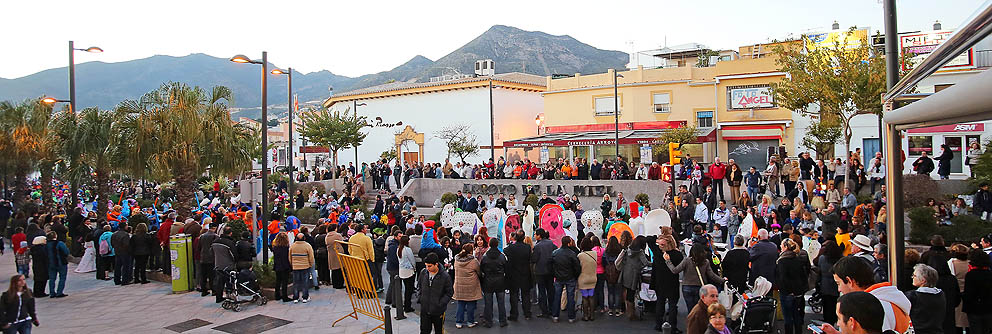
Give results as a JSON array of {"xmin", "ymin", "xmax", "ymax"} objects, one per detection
[
  {"xmin": 321, "ymin": 70, "xmax": 546, "ymax": 166},
  {"xmin": 793, "ymin": 25, "xmax": 992, "ymax": 178}
]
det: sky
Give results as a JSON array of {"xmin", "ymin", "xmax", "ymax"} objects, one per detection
[{"xmin": 0, "ymin": 0, "xmax": 985, "ymax": 79}]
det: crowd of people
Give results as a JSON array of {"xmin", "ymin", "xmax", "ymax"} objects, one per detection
[{"xmin": 1, "ymin": 142, "xmax": 991, "ymax": 334}]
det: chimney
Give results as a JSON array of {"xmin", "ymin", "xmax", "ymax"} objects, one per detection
[
  {"xmin": 933, "ymin": 20, "xmax": 942, "ymax": 30},
  {"xmin": 832, "ymin": 21, "xmax": 840, "ymax": 30}
]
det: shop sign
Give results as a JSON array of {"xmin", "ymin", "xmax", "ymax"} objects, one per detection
[
  {"xmin": 907, "ymin": 123, "xmax": 984, "ymax": 133},
  {"xmin": 640, "ymin": 145, "xmax": 653, "ymax": 164},
  {"xmin": 900, "ymin": 30, "xmax": 974, "ymax": 71},
  {"xmin": 806, "ymin": 28, "xmax": 870, "ymax": 50},
  {"xmin": 729, "ymin": 86, "xmax": 775, "ymax": 109},
  {"xmin": 539, "ymin": 147, "xmax": 549, "ymax": 163}
]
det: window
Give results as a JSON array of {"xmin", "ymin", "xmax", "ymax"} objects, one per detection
[
  {"xmin": 697, "ymin": 111, "xmax": 713, "ymax": 128},
  {"xmin": 653, "ymin": 93, "xmax": 671, "ymax": 113},
  {"xmin": 908, "ymin": 136, "xmax": 932, "ymax": 156},
  {"xmin": 595, "ymin": 96, "xmax": 618, "ymax": 116}
]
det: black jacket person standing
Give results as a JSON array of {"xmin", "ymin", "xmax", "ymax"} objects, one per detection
[
  {"xmin": 418, "ymin": 253, "xmax": 453, "ymax": 334},
  {"xmin": 503, "ymin": 231, "xmax": 532, "ymax": 320}
]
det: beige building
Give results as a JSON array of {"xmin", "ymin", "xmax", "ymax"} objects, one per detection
[{"xmin": 506, "ymin": 42, "xmax": 797, "ymax": 169}]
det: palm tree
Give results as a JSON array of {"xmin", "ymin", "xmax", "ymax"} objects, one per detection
[
  {"xmin": 116, "ymin": 82, "xmax": 253, "ymax": 217},
  {"xmin": 75, "ymin": 107, "xmax": 119, "ymax": 220},
  {"xmin": 0, "ymin": 100, "xmax": 55, "ymax": 207}
]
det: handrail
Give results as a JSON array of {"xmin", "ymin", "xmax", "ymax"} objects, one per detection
[{"xmin": 884, "ymin": 0, "xmax": 992, "ymax": 102}]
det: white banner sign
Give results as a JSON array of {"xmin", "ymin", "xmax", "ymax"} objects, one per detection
[
  {"xmin": 730, "ymin": 86, "xmax": 775, "ymax": 109},
  {"xmin": 639, "ymin": 145, "xmax": 653, "ymax": 164}
]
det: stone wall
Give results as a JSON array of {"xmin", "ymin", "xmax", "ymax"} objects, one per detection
[{"xmin": 396, "ymin": 178, "xmax": 672, "ymax": 211}]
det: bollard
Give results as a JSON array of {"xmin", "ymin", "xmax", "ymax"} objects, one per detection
[
  {"xmin": 662, "ymin": 322, "xmax": 672, "ymax": 334},
  {"xmin": 393, "ymin": 275, "xmax": 406, "ymax": 320},
  {"xmin": 383, "ymin": 305, "xmax": 393, "ymax": 334}
]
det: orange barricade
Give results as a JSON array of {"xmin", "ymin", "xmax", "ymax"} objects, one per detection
[{"xmin": 332, "ymin": 240, "xmax": 386, "ymax": 334}]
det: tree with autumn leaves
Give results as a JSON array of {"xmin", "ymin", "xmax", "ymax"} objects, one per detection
[{"xmin": 771, "ymin": 28, "xmax": 887, "ymax": 168}]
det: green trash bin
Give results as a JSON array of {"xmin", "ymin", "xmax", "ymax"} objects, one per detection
[{"xmin": 170, "ymin": 234, "xmax": 194, "ymax": 293}]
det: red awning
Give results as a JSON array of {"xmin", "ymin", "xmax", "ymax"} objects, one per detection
[
  {"xmin": 504, "ymin": 128, "xmax": 715, "ymax": 148},
  {"xmin": 720, "ymin": 124, "xmax": 784, "ymax": 141}
]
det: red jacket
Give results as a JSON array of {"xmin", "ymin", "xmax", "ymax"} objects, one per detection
[
  {"xmin": 11, "ymin": 233, "xmax": 25, "ymax": 253},
  {"xmin": 158, "ymin": 219, "xmax": 174, "ymax": 246},
  {"xmin": 708, "ymin": 163, "xmax": 727, "ymax": 180},
  {"xmin": 648, "ymin": 165, "xmax": 662, "ymax": 180}
]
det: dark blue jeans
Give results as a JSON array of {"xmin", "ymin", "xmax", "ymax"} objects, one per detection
[
  {"xmin": 781, "ymin": 294, "xmax": 805, "ymax": 334},
  {"xmin": 682, "ymin": 285, "xmax": 700, "ymax": 313},
  {"xmin": 292, "ymin": 269, "xmax": 310, "ymax": 300},
  {"xmin": 552, "ymin": 279, "xmax": 577, "ymax": 320},
  {"xmin": 482, "ymin": 289, "xmax": 507, "ymax": 325},
  {"xmin": 536, "ymin": 274, "xmax": 554, "ymax": 316},
  {"xmin": 3, "ymin": 320, "xmax": 31, "ymax": 334},
  {"xmin": 48, "ymin": 266, "xmax": 67, "ymax": 296}
]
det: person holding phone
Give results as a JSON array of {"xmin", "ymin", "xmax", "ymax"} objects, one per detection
[{"xmin": 816, "ymin": 291, "xmax": 886, "ymax": 334}]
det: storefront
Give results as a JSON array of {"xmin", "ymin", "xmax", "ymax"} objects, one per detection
[
  {"xmin": 905, "ymin": 122, "xmax": 989, "ymax": 176},
  {"xmin": 718, "ymin": 122, "xmax": 790, "ymax": 169},
  {"xmin": 503, "ymin": 122, "xmax": 716, "ymax": 165}
]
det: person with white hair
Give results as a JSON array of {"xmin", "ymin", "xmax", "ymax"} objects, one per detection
[
  {"xmin": 748, "ymin": 228, "xmax": 778, "ymax": 285},
  {"xmin": 905, "ymin": 264, "xmax": 945, "ymax": 334}
]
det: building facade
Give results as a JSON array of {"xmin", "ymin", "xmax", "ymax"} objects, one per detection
[
  {"xmin": 506, "ymin": 44, "xmax": 796, "ymax": 170},
  {"xmin": 321, "ymin": 72, "xmax": 545, "ymax": 165}
]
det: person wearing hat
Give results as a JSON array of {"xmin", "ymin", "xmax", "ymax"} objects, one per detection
[
  {"xmin": 30, "ymin": 236, "xmax": 50, "ymax": 298},
  {"xmin": 850, "ymin": 234, "xmax": 885, "ymax": 283}
]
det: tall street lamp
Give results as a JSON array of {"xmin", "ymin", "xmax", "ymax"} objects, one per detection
[
  {"xmin": 230, "ymin": 52, "xmax": 269, "ymax": 264},
  {"xmin": 41, "ymin": 97, "xmax": 70, "ymax": 105},
  {"xmin": 613, "ymin": 71, "xmax": 624, "ymax": 158},
  {"xmin": 67, "ymin": 41, "xmax": 101, "ymax": 207},
  {"xmin": 69, "ymin": 41, "xmax": 103, "ymax": 113},
  {"xmin": 353, "ymin": 101, "xmax": 366, "ymax": 166},
  {"xmin": 271, "ymin": 68, "xmax": 294, "ymax": 197}
]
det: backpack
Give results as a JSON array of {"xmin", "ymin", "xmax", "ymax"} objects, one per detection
[
  {"xmin": 604, "ymin": 253, "xmax": 620, "ymax": 284},
  {"xmin": 99, "ymin": 238, "xmax": 110, "ymax": 256}
]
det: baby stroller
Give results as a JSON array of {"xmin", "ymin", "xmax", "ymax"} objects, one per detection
[
  {"xmin": 728, "ymin": 276, "xmax": 777, "ymax": 334},
  {"xmin": 220, "ymin": 268, "xmax": 268, "ymax": 312}
]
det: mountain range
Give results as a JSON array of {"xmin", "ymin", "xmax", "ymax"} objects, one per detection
[{"xmin": 0, "ymin": 25, "xmax": 627, "ymax": 119}]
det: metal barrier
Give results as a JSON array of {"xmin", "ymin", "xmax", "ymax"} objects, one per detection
[{"xmin": 331, "ymin": 240, "xmax": 387, "ymax": 334}]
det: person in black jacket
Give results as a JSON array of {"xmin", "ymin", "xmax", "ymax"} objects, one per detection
[
  {"xmin": 935, "ymin": 144, "xmax": 954, "ymax": 180},
  {"xmin": 384, "ymin": 230, "xmax": 401, "ymax": 306},
  {"xmin": 775, "ymin": 238, "xmax": 810, "ymax": 334},
  {"xmin": 29, "ymin": 237, "xmax": 48, "ymax": 298},
  {"xmin": 234, "ymin": 232, "xmax": 255, "ymax": 269},
  {"xmin": 913, "ymin": 151, "xmax": 936, "ymax": 177},
  {"xmin": 590, "ymin": 160, "xmax": 602, "ymax": 180},
  {"xmin": 530, "ymin": 228, "xmax": 556, "ymax": 318},
  {"xmin": 647, "ymin": 233, "xmax": 684, "ymax": 332},
  {"xmin": 272, "ymin": 232, "xmax": 292, "ymax": 302},
  {"xmin": 503, "ymin": 231, "xmax": 532, "ymax": 321},
  {"xmin": 418, "ymin": 253, "xmax": 453, "ymax": 334},
  {"xmin": 197, "ymin": 226, "xmax": 218, "ymax": 296},
  {"xmin": 211, "ymin": 227, "xmax": 237, "ymax": 303},
  {"xmin": 963, "ymin": 248, "xmax": 992, "ymax": 334},
  {"xmin": 130, "ymin": 223, "xmax": 153, "ymax": 284},
  {"xmin": 905, "ymin": 264, "xmax": 946, "ymax": 334},
  {"xmin": 550, "ymin": 236, "xmax": 581, "ymax": 323},
  {"xmin": 479, "ymin": 238, "xmax": 508, "ymax": 328},
  {"xmin": 110, "ymin": 226, "xmax": 133, "ymax": 285},
  {"xmin": 721, "ymin": 235, "xmax": 751, "ymax": 292},
  {"xmin": 0, "ymin": 275, "xmax": 39, "ymax": 332}
]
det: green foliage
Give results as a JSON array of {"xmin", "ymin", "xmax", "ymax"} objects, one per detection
[
  {"xmin": 296, "ymin": 207, "xmax": 320, "ymax": 225},
  {"xmin": 440, "ymin": 192, "xmax": 458, "ymax": 205},
  {"xmin": 380, "ymin": 147, "xmax": 397, "ymax": 162},
  {"xmin": 658, "ymin": 125, "xmax": 698, "ymax": 149},
  {"xmin": 801, "ymin": 120, "xmax": 842, "ymax": 158},
  {"xmin": 266, "ymin": 173, "xmax": 289, "ymax": 190},
  {"xmin": 524, "ymin": 194, "xmax": 539, "ymax": 209},
  {"xmin": 297, "ymin": 182, "xmax": 326, "ymax": 197},
  {"xmin": 635, "ymin": 193, "xmax": 650, "ymax": 209},
  {"xmin": 128, "ymin": 213, "xmax": 150, "ymax": 229},
  {"xmin": 252, "ymin": 260, "xmax": 277, "ymax": 288},
  {"xmin": 771, "ymin": 29, "xmax": 886, "ymax": 163},
  {"xmin": 227, "ymin": 218, "xmax": 249, "ymax": 241},
  {"xmin": 435, "ymin": 124, "xmax": 479, "ymax": 163},
  {"xmin": 936, "ymin": 214, "xmax": 992, "ymax": 243},
  {"xmin": 970, "ymin": 139, "xmax": 992, "ymax": 186},
  {"xmin": 429, "ymin": 211, "xmax": 442, "ymax": 223},
  {"xmin": 903, "ymin": 174, "xmax": 941, "ymax": 208},
  {"xmin": 298, "ymin": 106, "xmax": 368, "ymax": 170},
  {"xmin": 908, "ymin": 207, "xmax": 937, "ymax": 244}
]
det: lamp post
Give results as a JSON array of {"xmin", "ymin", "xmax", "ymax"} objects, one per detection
[
  {"xmin": 40, "ymin": 97, "xmax": 70, "ymax": 105},
  {"xmin": 489, "ymin": 79, "xmax": 495, "ymax": 161},
  {"xmin": 353, "ymin": 101, "xmax": 366, "ymax": 166},
  {"xmin": 230, "ymin": 52, "xmax": 269, "ymax": 264},
  {"xmin": 271, "ymin": 68, "xmax": 294, "ymax": 197},
  {"xmin": 614, "ymin": 71, "xmax": 624, "ymax": 158},
  {"xmin": 67, "ymin": 41, "xmax": 101, "ymax": 207},
  {"xmin": 535, "ymin": 116, "xmax": 541, "ymax": 135}
]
